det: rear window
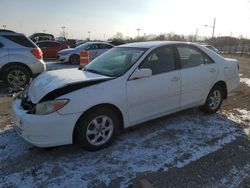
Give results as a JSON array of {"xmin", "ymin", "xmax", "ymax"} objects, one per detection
[{"xmin": 3, "ymin": 35, "xmax": 36, "ymax": 48}]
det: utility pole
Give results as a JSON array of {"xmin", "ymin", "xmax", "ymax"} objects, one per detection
[
  {"xmin": 212, "ymin": 18, "xmax": 216, "ymax": 38},
  {"xmin": 194, "ymin": 28, "xmax": 198, "ymax": 41},
  {"xmin": 205, "ymin": 18, "xmax": 216, "ymax": 38},
  {"xmin": 61, "ymin": 26, "xmax": 66, "ymax": 38},
  {"xmin": 136, "ymin": 28, "xmax": 141, "ymax": 38},
  {"xmin": 88, "ymin": 31, "xmax": 91, "ymax": 40}
]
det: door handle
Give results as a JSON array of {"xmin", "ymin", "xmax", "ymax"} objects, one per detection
[
  {"xmin": 209, "ymin": 68, "xmax": 216, "ymax": 73},
  {"xmin": 171, "ymin": 77, "xmax": 180, "ymax": 82}
]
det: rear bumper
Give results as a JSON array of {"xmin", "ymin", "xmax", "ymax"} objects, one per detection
[
  {"xmin": 29, "ymin": 59, "xmax": 46, "ymax": 75},
  {"xmin": 226, "ymin": 76, "xmax": 240, "ymax": 93}
]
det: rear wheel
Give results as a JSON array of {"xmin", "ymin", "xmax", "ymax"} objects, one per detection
[
  {"xmin": 75, "ymin": 107, "xmax": 120, "ymax": 151},
  {"xmin": 200, "ymin": 86, "xmax": 223, "ymax": 114},
  {"xmin": 69, "ymin": 55, "xmax": 80, "ymax": 65},
  {"xmin": 3, "ymin": 65, "xmax": 31, "ymax": 87}
]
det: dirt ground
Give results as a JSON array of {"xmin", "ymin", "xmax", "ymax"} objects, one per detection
[{"xmin": 0, "ymin": 57, "xmax": 249, "ymax": 187}]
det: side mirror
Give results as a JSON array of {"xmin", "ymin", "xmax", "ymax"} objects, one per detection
[
  {"xmin": 130, "ymin": 68, "xmax": 152, "ymax": 80},
  {"xmin": 0, "ymin": 43, "xmax": 3, "ymax": 48}
]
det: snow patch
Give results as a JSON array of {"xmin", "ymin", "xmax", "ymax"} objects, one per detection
[
  {"xmin": 223, "ymin": 108, "xmax": 250, "ymax": 135},
  {"xmin": 0, "ymin": 128, "xmax": 32, "ymax": 161},
  {"xmin": 240, "ymin": 77, "xmax": 250, "ymax": 87},
  {"xmin": 0, "ymin": 113, "xmax": 244, "ymax": 187}
]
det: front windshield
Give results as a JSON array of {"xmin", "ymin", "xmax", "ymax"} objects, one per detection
[{"xmin": 84, "ymin": 47, "xmax": 147, "ymax": 77}]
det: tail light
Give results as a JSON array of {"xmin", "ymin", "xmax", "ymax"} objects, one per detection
[{"xmin": 31, "ymin": 48, "xmax": 43, "ymax": 59}]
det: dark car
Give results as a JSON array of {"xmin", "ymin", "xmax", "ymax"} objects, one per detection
[
  {"xmin": 30, "ymin": 33, "xmax": 55, "ymax": 42},
  {"xmin": 36, "ymin": 41, "xmax": 69, "ymax": 59}
]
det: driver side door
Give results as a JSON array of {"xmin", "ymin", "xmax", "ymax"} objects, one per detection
[{"xmin": 126, "ymin": 46, "xmax": 181, "ymax": 124}]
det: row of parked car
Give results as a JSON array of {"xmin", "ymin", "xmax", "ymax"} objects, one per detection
[
  {"xmin": 0, "ymin": 29, "xmax": 219, "ymax": 88},
  {"xmin": 30, "ymin": 33, "xmax": 117, "ymax": 64},
  {"xmin": 0, "ymin": 30, "xmax": 117, "ymax": 87}
]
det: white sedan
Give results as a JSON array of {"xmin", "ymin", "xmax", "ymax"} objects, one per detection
[
  {"xmin": 12, "ymin": 41, "xmax": 240, "ymax": 151},
  {"xmin": 56, "ymin": 42, "xmax": 113, "ymax": 64}
]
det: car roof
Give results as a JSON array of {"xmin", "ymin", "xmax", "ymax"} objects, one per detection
[
  {"xmin": 119, "ymin": 41, "xmax": 192, "ymax": 48},
  {"xmin": 0, "ymin": 30, "xmax": 23, "ymax": 36},
  {"xmin": 36, "ymin": 40, "xmax": 60, "ymax": 43},
  {"xmin": 85, "ymin": 41, "xmax": 114, "ymax": 46}
]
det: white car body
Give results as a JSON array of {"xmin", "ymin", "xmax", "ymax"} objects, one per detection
[
  {"xmin": 57, "ymin": 41, "xmax": 113, "ymax": 62},
  {"xmin": 12, "ymin": 41, "xmax": 240, "ymax": 147},
  {"xmin": 0, "ymin": 31, "xmax": 46, "ymax": 80}
]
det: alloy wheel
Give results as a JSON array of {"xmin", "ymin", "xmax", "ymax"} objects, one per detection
[{"xmin": 86, "ymin": 116, "xmax": 114, "ymax": 146}]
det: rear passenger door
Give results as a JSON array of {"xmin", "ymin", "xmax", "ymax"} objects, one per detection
[{"xmin": 176, "ymin": 45, "xmax": 219, "ymax": 108}]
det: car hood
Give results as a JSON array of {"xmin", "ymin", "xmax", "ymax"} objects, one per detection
[{"xmin": 28, "ymin": 68, "xmax": 112, "ymax": 104}]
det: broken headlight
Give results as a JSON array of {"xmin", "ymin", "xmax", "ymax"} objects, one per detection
[{"xmin": 35, "ymin": 99, "xmax": 69, "ymax": 115}]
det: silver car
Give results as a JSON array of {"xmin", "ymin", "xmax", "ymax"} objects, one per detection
[
  {"xmin": 0, "ymin": 30, "xmax": 46, "ymax": 87},
  {"xmin": 57, "ymin": 42, "xmax": 114, "ymax": 64}
]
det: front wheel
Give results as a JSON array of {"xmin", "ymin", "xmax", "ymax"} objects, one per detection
[
  {"xmin": 200, "ymin": 86, "xmax": 223, "ymax": 114},
  {"xmin": 69, "ymin": 55, "xmax": 80, "ymax": 65},
  {"xmin": 75, "ymin": 108, "xmax": 120, "ymax": 151}
]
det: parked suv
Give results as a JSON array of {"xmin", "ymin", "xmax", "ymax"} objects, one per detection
[{"xmin": 0, "ymin": 30, "xmax": 46, "ymax": 87}]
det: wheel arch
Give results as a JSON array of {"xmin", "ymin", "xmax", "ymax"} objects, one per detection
[
  {"xmin": 0, "ymin": 62, "xmax": 32, "ymax": 79},
  {"xmin": 69, "ymin": 54, "xmax": 80, "ymax": 59},
  {"xmin": 212, "ymin": 80, "xmax": 227, "ymax": 99},
  {"xmin": 72, "ymin": 103, "xmax": 124, "ymax": 144}
]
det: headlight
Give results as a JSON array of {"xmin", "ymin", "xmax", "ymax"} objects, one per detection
[{"xmin": 35, "ymin": 99, "xmax": 69, "ymax": 115}]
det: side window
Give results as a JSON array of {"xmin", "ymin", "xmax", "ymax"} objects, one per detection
[
  {"xmin": 46, "ymin": 42, "xmax": 55, "ymax": 48},
  {"xmin": 37, "ymin": 42, "xmax": 46, "ymax": 48},
  {"xmin": 105, "ymin": 44, "xmax": 113, "ymax": 49},
  {"xmin": 88, "ymin": 44, "xmax": 98, "ymax": 50},
  {"xmin": 3, "ymin": 35, "xmax": 36, "ymax": 48},
  {"xmin": 204, "ymin": 54, "xmax": 215, "ymax": 64},
  {"xmin": 139, "ymin": 47, "xmax": 176, "ymax": 75},
  {"xmin": 177, "ymin": 46, "xmax": 204, "ymax": 68},
  {"xmin": 98, "ymin": 44, "xmax": 105, "ymax": 49}
]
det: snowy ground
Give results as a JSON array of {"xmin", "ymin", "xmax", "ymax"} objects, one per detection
[
  {"xmin": 0, "ymin": 58, "xmax": 250, "ymax": 187},
  {"xmin": 0, "ymin": 109, "xmax": 249, "ymax": 187}
]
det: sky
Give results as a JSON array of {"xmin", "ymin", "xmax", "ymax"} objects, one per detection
[{"xmin": 1, "ymin": 0, "xmax": 250, "ymax": 40}]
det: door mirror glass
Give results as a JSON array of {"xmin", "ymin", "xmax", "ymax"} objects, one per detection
[
  {"xmin": 0, "ymin": 43, "xmax": 3, "ymax": 48},
  {"xmin": 130, "ymin": 68, "xmax": 152, "ymax": 80}
]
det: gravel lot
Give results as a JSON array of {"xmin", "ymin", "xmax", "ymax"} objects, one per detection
[{"xmin": 0, "ymin": 57, "xmax": 249, "ymax": 187}]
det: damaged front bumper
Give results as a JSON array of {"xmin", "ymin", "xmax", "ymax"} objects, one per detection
[{"xmin": 12, "ymin": 98, "xmax": 80, "ymax": 147}]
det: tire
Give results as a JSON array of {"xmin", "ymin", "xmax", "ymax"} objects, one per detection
[
  {"xmin": 3, "ymin": 65, "xmax": 31, "ymax": 88},
  {"xmin": 69, "ymin": 55, "xmax": 80, "ymax": 65},
  {"xmin": 75, "ymin": 107, "xmax": 120, "ymax": 151},
  {"xmin": 200, "ymin": 86, "xmax": 223, "ymax": 114}
]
